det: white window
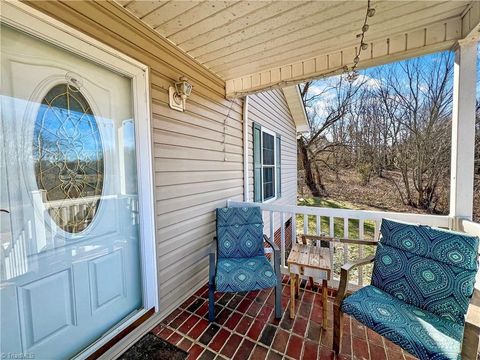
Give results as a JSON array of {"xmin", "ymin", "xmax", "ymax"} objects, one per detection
[
  {"xmin": 253, "ymin": 123, "xmax": 281, "ymax": 202},
  {"xmin": 262, "ymin": 128, "xmax": 276, "ymax": 201}
]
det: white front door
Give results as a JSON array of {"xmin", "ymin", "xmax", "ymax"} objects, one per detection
[{"xmin": 1, "ymin": 24, "xmax": 145, "ymax": 359}]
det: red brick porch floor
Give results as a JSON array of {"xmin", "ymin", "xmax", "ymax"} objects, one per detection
[{"xmin": 151, "ymin": 276, "xmax": 417, "ymax": 360}]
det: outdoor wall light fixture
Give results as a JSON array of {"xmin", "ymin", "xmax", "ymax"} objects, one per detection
[{"xmin": 169, "ymin": 76, "xmax": 192, "ymax": 112}]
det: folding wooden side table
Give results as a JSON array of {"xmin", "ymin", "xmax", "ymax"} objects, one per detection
[{"xmin": 287, "ymin": 243, "xmax": 332, "ymax": 329}]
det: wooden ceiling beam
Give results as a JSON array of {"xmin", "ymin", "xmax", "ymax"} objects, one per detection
[
  {"xmin": 226, "ymin": 17, "xmax": 463, "ymax": 99},
  {"xmin": 460, "ymin": 1, "xmax": 480, "ymax": 43}
]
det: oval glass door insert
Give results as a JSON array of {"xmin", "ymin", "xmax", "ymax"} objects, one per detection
[{"xmin": 33, "ymin": 83, "xmax": 104, "ymax": 233}]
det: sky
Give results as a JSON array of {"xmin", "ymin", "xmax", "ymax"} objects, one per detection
[{"xmin": 304, "ymin": 44, "xmax": 480, "ymax": 121}]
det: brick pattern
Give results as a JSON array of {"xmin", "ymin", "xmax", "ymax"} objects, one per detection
[{"xmin": 151, "ymin": 276, "xmax": 417, "ymax": 360}]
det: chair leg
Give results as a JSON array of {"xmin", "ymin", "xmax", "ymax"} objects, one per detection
[
  {"xmin": 273, "ymin": 248, "xmax": 282, "ymax": 319},
  {"xmin": 208, "ymin": 252, "xmax": 216, "ymax": 322},
  {"xmin": 208, "ymin": 284, "xmax": 215, "ymax": 322},
  {"xmin": 333, "ymin": 303, "xmax": 343, "ymax": 354},
  {"xmin": 295, "ymin": 274, "xmax": 300, "ymax": 298},
  {"xmin": 290, "ymin": 274, "xmax": 296, "ymax": 319},
  {"xmin": 274, "ymin": 281, "xmax": 282, "ymax": 319},
  {"xmin": 322, "ymin": 279, "xmax": 328, "ymax": 329}
]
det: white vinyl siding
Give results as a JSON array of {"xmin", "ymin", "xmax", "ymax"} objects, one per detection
[{"xmin": 248, "ymin": 89, "xmax": 298, "ymax": 233}]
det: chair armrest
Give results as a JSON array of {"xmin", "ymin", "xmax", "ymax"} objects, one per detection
[
  {"xmin": 466, "ymin": 288, "xmax": 480, "ymax": 328},
  {"xmin": 263, "ymin": 234, "xmax": 279, "ymax": 252},
  {"xmin": 462, "ymin": 288, "xmax": 480, "ymax": 359},
  {"xmin": 342, "ymin": 255, "xmax": 375, "ymax": 272},
  {"xmin": 263, "ymin": 234, "xmax": 280, "ymax": 278},
  {"xmin": 334, "ymin": 255, "xmax": 375, "ymax": 308},
  {"xmin": 301, "ymin": 234, "xmax": 378, "ymax": 246}
]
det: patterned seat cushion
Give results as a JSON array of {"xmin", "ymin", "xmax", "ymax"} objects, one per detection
[
  {"xmin": 372, "ymin": 242, "xmax": 477, "ymax": 324},
  {"xmin": 342, "ymin": 285, "xmax": 463, "ymax": 360},
  {"xmin": 216, "ymin": 207, "xmax": 264, "ymax": 258},
  {"xmin": 372, "ymin": 219, "xmax": 479, "ymax": 324},
  {"xmin": 215, "ymin": 256, "xmax": 277, "ymax": 292}
]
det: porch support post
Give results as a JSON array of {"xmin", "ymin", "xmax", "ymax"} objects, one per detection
[{"xmin": 449, "ymin": 41, "xmax": 477, "ymax": 227}]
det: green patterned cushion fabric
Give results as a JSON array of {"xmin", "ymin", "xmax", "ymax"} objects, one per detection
[
  {"xmin": 342, "ymin": 285, "xmax": 463, "ymax": 360},
  {"xmin": 216, "ymin": 207, "xmax": 264, "ymax": 258},
  {"xmin": 372, "ymin": 242, "xmax": 476, "ymax": 324},
  {"xmin": 215, "ymin": 256, "xmax": 277, "ymax": 292},
  {"xmin": 380, "ymin": 219, "xmax": 479, "ymax": 270},
  {"xmin": 372, "ymin": 219, "xmax": 479, "ymax": 324}
]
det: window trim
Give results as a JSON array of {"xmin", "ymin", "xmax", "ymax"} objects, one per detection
[{"xmin": 276, "ymin": 134, "xmax": 282, "ymax": 198}]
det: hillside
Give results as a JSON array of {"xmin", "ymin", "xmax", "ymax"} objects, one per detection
[{"xmin": 298, "ymin": 168, "xmax": 480, "ymax": 222}]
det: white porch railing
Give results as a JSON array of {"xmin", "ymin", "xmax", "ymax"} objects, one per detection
[
  {"xmin": 0, "ymin": 193, "xmax": 139, "ymax": 281},
  {"xmin": 227, "ymin": 200, "xmax": 452, "ymax": 287}
]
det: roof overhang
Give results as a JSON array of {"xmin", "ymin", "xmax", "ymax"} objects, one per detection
[
  {"xmin": 116, "ymin": 1, "xmax": 480, "ymax": 98},
  {"xmin": 282, "ymin": 86, "xmax": 309, "ymax": 133}
]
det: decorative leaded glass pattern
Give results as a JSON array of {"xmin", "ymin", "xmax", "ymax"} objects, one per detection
[{"xmin": 33, "ymin": 83, "xmax": 104, "ymax": 233}]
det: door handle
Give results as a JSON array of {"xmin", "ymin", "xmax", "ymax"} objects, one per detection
[{"xmin": 0, "ymin": 209, "xmax": 10, "ymax": 214}]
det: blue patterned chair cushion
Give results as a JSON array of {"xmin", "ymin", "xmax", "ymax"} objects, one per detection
[
  {"xmin": 342, "ymin": 285, "xmax": 463, "ymax": 360},
  {"xmin": 372, "ymin": 219, "xmax": 479, "ymax": 324},
  {"xmin": 216, "ymin": 207, "xmax": 264, "ymax": 258},
  {"xmin": 215, "ymin": 256, "xmax": 277, "ymax": 292},
  {"xmin": 380, "ymin": 219, "xmax": 479, "ymax": 271}
]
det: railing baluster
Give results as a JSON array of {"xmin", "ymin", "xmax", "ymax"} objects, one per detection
[
  {"xmin": 280, "ymin": 212, "xmax": 286, "ymax": 268},
  {"xmin": 14, "ymin": 231, "xmax": 19, "ymax": 275},
  {"xmin": 303, "ymin": 214, "xmax": 308, "ymax": 235},
  {"xmin": 6, "ymin": 254, "xmax": 11, "ymax": 279},
  {"xmin": 374, "ymin": 220, "xmax": 381, "ymax": 241},
  {"xmin": 8, "ymin": 237, "xmax": 14, "ymax": 278},
  {"xmin": 270, "ymin": 211, "xmax": 275, "ymax": 268},
  {"xmin": 343, "ymin": 218, "xmax": 349, "ymax": 264},
  {"xmin": 329, "ymin": 217, "xmax": 334, "ymax": 237},
  {"xmin": 359, "ymin": 219, "xmax": 365, "ymax": 286},
  {"xmin": 61, "ymin": 206, "xmax": 68, "ymax": 228},
  {"xmin": 292, "ymin": 212, "xmax": 297, "ymax": 244},
  {"xmin": 20, "ymin": 230, "xmax": 27, "ymax": 274},
  {"xmin": 73, "ymin": 204, "xmax": 79, "ymax": 223},
  {"xmin": 329, "ymin": 217, "xmax": 335, "ymax": 279},
  {"xmin": 270, "ymin": 211, "xmax": 274, "ymax": 240}
]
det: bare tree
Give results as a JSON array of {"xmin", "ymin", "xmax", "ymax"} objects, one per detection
[
  {"xmin": 298, "ymin": 76, "xmax": 364, "ymax": 196},
  {"xmin": 370, "ymin": 53, "xmax": 453, "ymax": 210},
  {"xmin": 298, "ymin": 51, "xmax": 460, "ymax": 214}
]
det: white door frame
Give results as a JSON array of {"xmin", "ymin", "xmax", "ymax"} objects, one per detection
[{"xmin": 1, "ymin": 1, "xmax": 158, "ymax": 358}]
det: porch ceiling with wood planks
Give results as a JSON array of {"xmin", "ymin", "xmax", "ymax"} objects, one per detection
[{"xmin": 116, "ymin": 1, "xmax": 480, "ymax": 98}]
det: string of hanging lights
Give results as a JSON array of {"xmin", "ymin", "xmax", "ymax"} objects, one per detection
[
  {"xmin": 229, "ymin": 0, "xmax": 376, "ymax": 98},
  {"xmin": 346, "ymin": 0, "xmax": 376, "ymax": 82}
]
